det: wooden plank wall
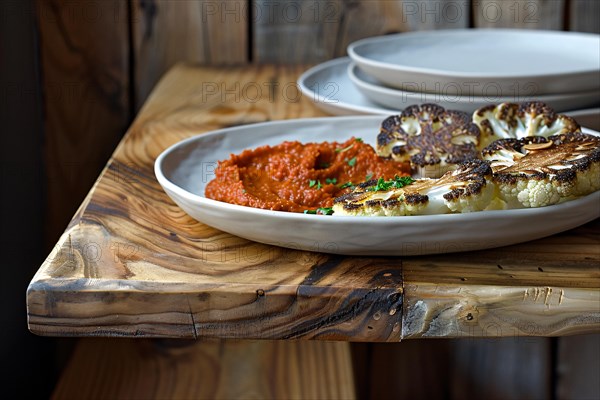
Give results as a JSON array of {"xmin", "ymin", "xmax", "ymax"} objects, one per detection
[
  {"xmin": 254, "ymin": 0, "xmax": 470, "ymax": 62},
  {"xmin": 52, "ymin": 338, "xmax": 355, "ymax": 400},
  {"xmin": 474, "ymin": 0, "xmax": 564, "ymax": 29},
  {"xmin": 35, "ymin": 0, "xmax": 599, "ymax": 399},
  {"xmin": 37, "ymin": 0, "xmax": 131, "ymax": 247},
  {"xmin": 569, "ymin": 0, "xmax": 600, "ymax": 32},
  {"xmin": 359, "ymin": 338, "xmax": 553, "ymax": 400},
  {"xmin": 131, "ymin": 0, "xmax": 247, "ymax": 109}
]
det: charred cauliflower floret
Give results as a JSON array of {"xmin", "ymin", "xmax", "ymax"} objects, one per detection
[
  {"xmin": 377, "ymin": 104, "xmax": 480, "ymax": 178},
  {"xmin": 473, "ymin": 101, "xmax": 581, "ymax": 148},
  {"xmin": 481, "ymin": 132, "xmax": 600, "ymax": 208},
  {"xmin": 333, "ymin": 160, "xmax": 502, "ymax": 216}
]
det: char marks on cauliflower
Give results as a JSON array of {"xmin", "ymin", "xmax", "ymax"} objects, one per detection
[
  {"xmin": 332, "ymin": 159, "xmax": 502, "ymax": 216},
  {"xmin": 473, "ymin": 101, "xmax": 581, "ymax": 148},
  {"xmin": 481, "ymin": 132, "xmax": 600, "ymax": 208},
  {"xmin": 377, "ymin": 104, "xmax": 481, "ymax": 178}
]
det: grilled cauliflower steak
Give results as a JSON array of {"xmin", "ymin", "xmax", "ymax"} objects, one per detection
[
  {"xmin": 377, "ymin": 104, "xmax": 480, "ymax": 178},
  {"xmin": 481, "ymin": 132, "xmax": 600, "ymax": 208},
  {"xmin": 333, "ymin": 160, "xmax": 501, "ymax": 216},
  {"xmin": 473, "ymin": 101, "xmax": 581, "ymax": 148}
]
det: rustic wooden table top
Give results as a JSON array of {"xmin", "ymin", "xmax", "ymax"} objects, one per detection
[{"xmin": 27, "ymin": 64, "xmax": 600, "ymax": 341}]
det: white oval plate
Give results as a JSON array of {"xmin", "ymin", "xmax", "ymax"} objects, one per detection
[
  {"xmin": 348, "ymin": 29, "xmax": 600, "ymax": 96},
  {"xmin": 155, "ymin": 116, "xmax": 600, "ymax": 256},
  {"xmin": 349, "ymin": 63, "xmax": 600, "ymax": 114}
]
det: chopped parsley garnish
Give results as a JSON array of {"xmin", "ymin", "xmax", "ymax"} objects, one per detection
[
  {"xmin": 303, "ymin": 207, "xmax": 334, "ymax": 215},
  {"xmin": 367, "ymin": 176, "xmax": 414, "ymax": 192},
  {"xmin": 355, "ymin": 138, "xmax": 363, "ymax": 143},
  {"xmin": 308, "ymin": 179, "xmax": 323, "ymax": 189},
  {"xmin": 319, "ymin": 162, "xmax": 330, "ymax": 169},
  {"xmin": 347, "ymin": 157, "xmax": 357, "ymax": 167},
  {"xmin": 325, "ymin": 178, "xmax": 337, "ymax": 185},
  {"xmin": 365, "ymin": 173, "xmax": 373, "ymax": 181},
  {"xmin": 339, "ymin": 181, "xmax": 354, "ymax": 189}
]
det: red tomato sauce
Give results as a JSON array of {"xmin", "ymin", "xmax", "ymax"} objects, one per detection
[{"xmin": 205, "ymin": 137, "xmax": 410, "ymax": 212}]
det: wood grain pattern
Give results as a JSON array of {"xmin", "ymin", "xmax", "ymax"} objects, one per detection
[
  {"xmin": 252, "ymin": 0, "xmax": 470, "ymax": 63},
  {"xmin": 402, "ymin": 222, "xmax": 600, "ymax": 338},
  {"xmin": 252, "ymin": 0, "xmax": 409, "ymax": 63},
  {"xmin": 37, "ymin": 0, "xmax": 131, "ymax": 248},
  {"xmin": 569, "ymin": 0, "xmax": 600, "ymax": 32},
  {"xmin": 52, "ymin": 338, "xmax": 355, "ymax": 399},
  {"xmin": 403, "ymin": 284, "xmax": 599, "ymax": 338},
  {"xmin": 474, "ymin": 0, "xmax": 564, "ymax": 29},
  {"xmin": 400, "ymin": 0, "xmax": 469, "ymax": 31},
  {"xmin": 132, "ymin": 0, "xmax": 248, "ymax": 108},
  {"xmin": 27, "ymin": 65, "xmax": 600, "ymax": 341}
]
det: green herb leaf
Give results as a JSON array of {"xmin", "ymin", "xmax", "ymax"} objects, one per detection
[
  {"xmin": 303, "ymin": 207, "xmax": 334, "ymax": 215},
  {"xmin": 365, "ymin": 173, "xmax": 373, "ymax": 181},
  {"xmin": 355, "ymin": 138, "xmax": 363, "ymax": 143},
  {"xmin": 325, "ymin": 178, "xmax": 337, "ymax": 185},
  {"xmin": 308, "ymin": 179, "xmax": 316, "ymax": 188},
  {"xmin": 372, "ymin": 177, "xmax": 386, "ymax": 191},
  {"xmin": 367, "ymin": 175, "xmax": 414, "ymax": 192},
  {"xmin": 339, "ymin": 181, "xmax": 354, "ymax": 189},
  {"xmin": 316, "ymin": 180, "xmax": 322, "ymax": 190},
  {"xmin": 347, "ymin": 157, "xmax": 357, "ymax": 167},
  {"xmin": 391, "ymin": 176, "xmax": 415, "ymax": 188}
]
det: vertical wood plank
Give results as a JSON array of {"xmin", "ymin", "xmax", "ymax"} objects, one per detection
[
  {"xmin": 36, "ymin": 0, "xmax": 131, "ymax": 248},
  {"xmin": 569, "ymin": 0, "xmax": 600, "ymax": 32},
  {"xmin": 556, "ymin": 334, "xmax": 600, "ymax": 400},
  {"xmin": 369, "ymin": 341, "xmax": 451, "ymax": 400},
  {"xmin": 400, "ymin": 0, "xmax": 470, "ymax": 31},
  {"xmin": 474, "ymin": 0, "xmax": 564, "ymax": 29},
  {"xmin": 253, "ymin": 0, "xmax": 470, "ymax": 63},
  {"xmin": 449, "ymin": 338, "xmax": 552, "ymax": 400},
  {"xmin": 132, "ymin": 0, "xmax": 248, "ymax": 109},
  {"xmin": 52, "ymin": 338, "xmax": 356, "ymax": 399},
  {"xmin": 253, "ymin": 0, "xmax": 342, "ymax": 63},
  {"xmin": 253, "ymin": 0, "xmax": 402, "ymax": 63},
  {"xmin": 366, "ymin": 338, "xmax": 551, "ymax": 400}
]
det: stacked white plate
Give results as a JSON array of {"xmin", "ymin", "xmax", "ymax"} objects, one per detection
[{"xmin": 298, "ymin": 29, "xmax": 600, "ymax": 115}]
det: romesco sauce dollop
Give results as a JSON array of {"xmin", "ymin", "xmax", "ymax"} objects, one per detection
[{"xmin": 205, "ymin": 137, "xmax": 411, "ymax": 212}]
